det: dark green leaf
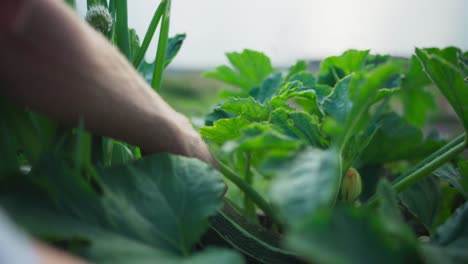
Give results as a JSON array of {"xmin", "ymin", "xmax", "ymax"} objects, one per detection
[
  {"xmin": 249, "ymin": 72, "xmax": 283, "ymax": 103},
  {"xmin": 433, "ymin": 164, "xmax": 468, "ymax": 198},
  {"xmin": 399, "ymin": 176, "xmax": 441, "ymax": 233},
  {"xmin": 270, "ymin": 108, "xmax": 326, "ymax": 148},
  {"xmin": 416, "ymin": 47, "xmax": 468, "ymax": 130},
  {"xmin": 285, "ymin": 207, "xmax": 421, "ymax": 264},
  {"xmin": 135, "ymin": 34, "xmax": 185, "ymax": 83},
  {"xmin": 2, "ymin": 195, "xmax": 242, "ymax": 264},
  {"xmin": 360, "ymin": 113, "xmax": 443, "ymax": 164},
  {"xmin": 376, "ymin": 179, "xmax": 419, "ymax": 243},
  {"xmin": 339, "ymin": 61, "xmax": 403, "ymax": 157},
  {"xmin": 164, "ymin": 34, "xmax": 186, "ymax": 68},
  {"xmin": 270, "ymin": 148, "xmax": 340, "ymax": 222},
  {"xmin": 377, "ymin": 180, "xmax": 404, "ymax": 222},
  {"xmin": 432, "ymin": 201, "xmax": 468, "ymax": 263},
  {"xmin": 287, "ymin": 72, "xmax": 317, "ymax": 91},
  {"xmin": 6, "ymin": 154, "xmax": 226, "ymax": 256},
  {"xmin": 400, "ymin": 56, "xmax": 435, "ymax": 127},
  {"xmin": 322, "ymin": 75, "xmax": 353, "ymax": 124}
]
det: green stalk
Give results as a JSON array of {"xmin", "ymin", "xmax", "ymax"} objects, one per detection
[
  {"xmin": 151, "ymin": 0, "xmax": 171, "ymax": 91},
  {"xmin": 132, "ymin": 1, "xmax": 166, "ymax": 68},
  {"xmin": 108, "ymin": 0, "xmax": 116, "ymax": 43},
  {"xmin": 392, "ymin": 133, "xmax": 465, "ymax": 184},
  {"xmin": 366, "ymin": 136, "xmax": 466, "ymax": 208},
  {"xmin": 218, "ymin": 161, "xmax": 282, "ymax": 229},
  {"xmin": 393, "ymin": 141, "xmax": 466, "ymax": 192},
  {"xmin": 115, "ymin": 0, "xmax": 131, "ymax": 60}
]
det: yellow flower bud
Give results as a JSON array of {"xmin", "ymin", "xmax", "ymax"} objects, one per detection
[{"xmin": 340, "ymin": 167, "xmax": 362, "ymax": 202}]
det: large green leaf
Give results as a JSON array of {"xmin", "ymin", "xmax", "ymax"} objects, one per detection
[
  {"xmin": 339, "ymin": 61, "xmax": 403, "ymax": 165},
  {"xmin": 432, "ymin": 201, "xmax": 468, "ymax": 263},
  {"xmin": 287, "ymin": 180, "xmax": 419, "ymax": 264},
  {"xmin": 433, "ymin": 164, "xmax": 468, "ymax": 198},
  {"xmin": 375, "ymin": 180, "xmax": 417, "ymax": 243},
  {"xmin": 399, "ymin": 176, "xmax": 441, "ymax": 233},
  {"xmin": 203, "ymin": 49, "xmax": 274, "ymax": 91},
  {"xmin": 219, "ymin": 97, "xmax": 269, "ymax": 122},
  {"xmin": 318, "ymin": 50, "xmax": 369, "ymax": 86},
  {"xmin": 322, "ymin": 75, "xmax": 353, "ymax": 124},
  {"xmin": 269, "ymin": 148, "xmax": 340, "ymax": 223},
  {"xmin": 416, "ymin": 48, "xmax": 468, "ymax": 130},
  {"xmin": 222, "ymin": 124, "xmax": 301, "ymax": 153},
  {"xmin": 2, "ymin": 194, "xmax": 242, "ymax": 264},
  {"xmin": 249, "ymin": 72, "xmax": 283, "ymax": 103},
  {"xmin": 285, "ymin": 207, "xmax": 421, "ymax": 264},
  {"xmin": 97, "ymin": 154, "xmax": 225, "ymax": 254},
  {"xmin": 360, "ymin": 113, "xmax": 443, "ymax": 165},
  {"xmin": 2, "ymin": 153, "xmax": 226, "ymax": 257},
  {"xmin": 270, "ymin": 108, "xmax": 327, "ymax": 148},
  {"xmin": 269, "ymin": 81, "xmax": 323, "ymax": 118},
  {"xmin": 400, "ymin": 56, "xmax": 435, "ymax": 127},
  {"xmin": 200, "ymin": 116, "xmax": 250, "ymax": 144}
]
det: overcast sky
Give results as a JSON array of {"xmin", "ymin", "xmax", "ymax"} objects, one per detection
[{"xmin": 78, "ymin": 0, "xmax": 468, "ymax": 68}]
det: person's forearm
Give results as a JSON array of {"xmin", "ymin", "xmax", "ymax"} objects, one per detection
[{"xmin": 0, "ymin": 0, "xmax": 213, "ymax": 164}]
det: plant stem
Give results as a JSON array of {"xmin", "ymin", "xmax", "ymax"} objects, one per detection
[
  {"xmin": 108, "ymin": 0, "xmax": 116, "ymax": 42},
  {"xmin": 392, "ymin": 133, "xmax": 465, "ymax": 184},
  {"xmin": 132, "ymin": 1, "xmax": 165, "ymax": 68},
  {"xmin": 115, "ymin": 0, "xmax": 131, "ymax": 60},
  {"xmin": 218, "ymin": 161, "xmax": 282, "ymax": 229},
  {"xmin": 151, "ymin": 0, "xmax": 171, "ymax": 91},
  {"xmin": 393, "ymin": 141, "xmax": 466, "ymax": 192},
  {"xmin": 243, "ymin": 152, "xmax": 256, "ymax": 220},
  {"xmin": 366, "ymin": 136, "xmax": 466, "ymax": 208}
]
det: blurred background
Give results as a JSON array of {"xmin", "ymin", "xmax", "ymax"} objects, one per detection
[{"xmin": 78, "ymin": 1, "xmax": 467, "ymax": 121}]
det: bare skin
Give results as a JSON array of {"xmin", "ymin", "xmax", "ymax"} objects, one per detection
[{"xmin": 0, "ymin": 0, "xmax": 217, "ymax": 263}]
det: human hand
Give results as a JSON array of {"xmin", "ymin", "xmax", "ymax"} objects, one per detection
[{"xmin": 0, "ymin": 0, "xmax": 216, "ymax": 168}]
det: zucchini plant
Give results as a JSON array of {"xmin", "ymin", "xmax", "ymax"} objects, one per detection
[{"xmin": 1, "ymin": 1, "xmax": 468, "ymax": 264}]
